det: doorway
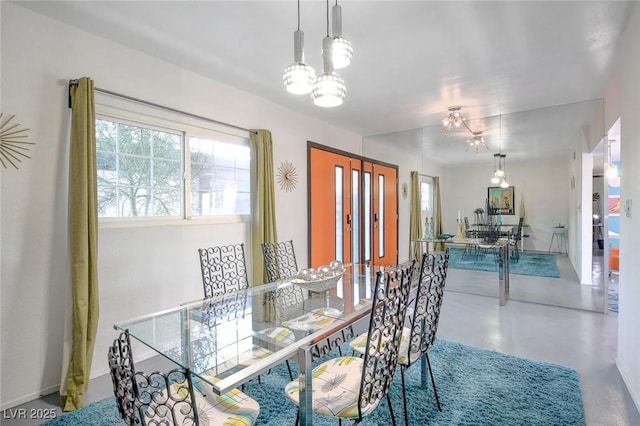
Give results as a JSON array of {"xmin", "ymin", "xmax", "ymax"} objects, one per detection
[{"xmin": 308, "ymin": 143, "xmax": 398, "ymax": 268}]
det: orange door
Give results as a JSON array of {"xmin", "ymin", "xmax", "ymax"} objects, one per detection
[
  {"xmin": 309, "ymin": 146, "xmax": 397, "ymax": 268},
  {"xmin": 309, "ymin": 147, "xmax": 354, "ymax": 268},
  {"xmin": 372, "ymin": 163, "xmax": 398, "ymax": 266}
]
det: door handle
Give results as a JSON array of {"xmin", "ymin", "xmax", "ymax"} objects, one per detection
[{"xmin": 374, "ymin": 213, "xmax": 379, "ymax": 222}]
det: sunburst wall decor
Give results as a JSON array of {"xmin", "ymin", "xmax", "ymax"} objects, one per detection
[
  {"xmin": 277, "ymin": 161, "xmax": 298, "ymax": 192},
  {"xmin": 0, "ymin": 113, "xmax": 33, "ymax": 169}
]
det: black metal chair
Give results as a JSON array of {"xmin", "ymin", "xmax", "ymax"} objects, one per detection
[
  {"xmin": 197, "ymin": 243, "xmax": 294, "ymax": 381},
  {"xmin": 348, "ymin": 251, "xmax": 450, "ymax": 425},
  {"xmin": 261, "ymin": 240, "xmax": 299, "ymax": 282},
  {"xmin": 510, "ymin": 217, "xmax": 524, "ymax": 261},
  {"xmin": 398, "ymin": 251, "xmax": 449, "ymax": 425},
  {"xmin": 284, "ymin": 261, "xmax": 415, "ymax": 426},
  {"xmin": 108, "ymin": 330, "xmax": 260, "ymax": 426},
  {"xmin": 198, "ymin": 243, "xmax": 249, "ymax": 298}
]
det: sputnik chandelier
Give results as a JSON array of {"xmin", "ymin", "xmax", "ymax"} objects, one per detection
[
  {"xmin": 442, "ymin": 105, "xmax": 488, "ymax": 153},
  {"xmin": 442, "ymin": 106, "xmax": 473, "ymax": 136},
  {"xmin": 283, "ymin": 0, "xmax": 353, "ymax": 108},
  {"xmin": 467, "ymin": 131, "xmax": 488, "ymax": 153}
]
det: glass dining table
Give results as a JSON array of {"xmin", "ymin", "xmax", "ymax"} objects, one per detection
[{"xmin": 114, "ymin": 263, "xmax": 381, "ymax": 426}]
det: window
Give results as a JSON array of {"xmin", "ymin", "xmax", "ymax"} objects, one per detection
[
  {"xmin": 189, "ymin": 137, "xmax": 250, "ymax": 216},
  {"xmin": 96, "ymin": 115, "xmax": 250, "ymax": 221}
]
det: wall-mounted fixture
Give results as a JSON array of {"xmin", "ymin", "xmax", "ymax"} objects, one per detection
[{"xmin": 0, "ymin": 113, "xmax": 32, "ymax": 169}]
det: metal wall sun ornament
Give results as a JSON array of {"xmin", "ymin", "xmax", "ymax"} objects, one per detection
[
  {"xmin": 277, "ymin": 161, "xmax": 298, "ymax": 192},
  {"xmin": 0, "ymin": 113, "xmax": 33, "ymax": 169}
]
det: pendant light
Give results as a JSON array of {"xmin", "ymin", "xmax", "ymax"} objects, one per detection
[
  {"xmin": 312, "ymin": 0, "xmax": 346, "ymax": 107},
  {"xmin": 283, "ymin": 0, "xmax": 316, "ymax": 95},
  {"xmin": 330, "ymin": 0, "xmax": 353, "ymax": 69},
  {"xmin": 500, "ymin": 154, "xmax": 509, "ymax": 188},
  {"xmin": 491, "ymin": 154, "xmax": 501, "ymax": 184}
]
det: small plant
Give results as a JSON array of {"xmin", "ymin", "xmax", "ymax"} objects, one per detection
[{"xmin": 474, "ymin": 207, "xmax": 484, "ymax": 214}]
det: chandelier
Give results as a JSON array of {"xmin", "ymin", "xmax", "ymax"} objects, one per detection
[
  {"xmin": 442, "ymin": 106, "xmax": 473, "ymax": 136},
  {"xmin": 466, "ymin": 131, "xmax": 488, "ymax": 153},
  {"xmin": 491, "ymin": 154, "xmax": 508, "ymax": 187},
  {"xmin": 284, "ymin": 0, "xmax": 352, "ymax": 108}
]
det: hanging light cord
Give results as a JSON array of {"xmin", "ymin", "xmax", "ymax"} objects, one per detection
[
  {"xmin": 326, "ymin": 0, "xmax": 330, "ymax": 36},
  {"xmin": 297, "ymin": 0, "xmax": 300, "ymax": 31}
]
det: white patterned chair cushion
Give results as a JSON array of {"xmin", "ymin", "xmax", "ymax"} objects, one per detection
[
  {"xmin": 133, "ymin": 382, "xmax": 259, "ymax": 426},
  {"xmin": 349, "ymin": 327, "xmax": 418, "ymax": 365},
  {"xmin": 179, "ymin": 379, "xmax": 260, "ymax": 426},
  {"xmin": 281, "ymin": 308, "xmax": 340, "ymax": 333},
  {"xmin": 259, "ymin": 326, "xmax": 296, "ymax": 345},
  {"xmin": 283, "ymin": 356, "xmax": 379, "ymax": 419}
]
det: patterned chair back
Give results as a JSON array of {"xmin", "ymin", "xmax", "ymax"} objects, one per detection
[
  {"xmin": 108, "ymin": 331, "xmax": 200, "ymax": 426},
  {"xmin": 357, "ymin": 260, "xmax": 414, "ymax": 420},
  {"xmin": 261, "ymin": 240, "xmax": 298, "ymax": 282},
  {"xmin": 198, "ymin": 243, "xmax": 249, "ymax": 298},
  {"xmin": 399, "ymin": 249, "xmax": 451, "ymax": 368}
]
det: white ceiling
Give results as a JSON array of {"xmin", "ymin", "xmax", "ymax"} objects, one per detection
[{"xmin": 14, "ymin": 0, "xmax": 632, "ymax": 165}]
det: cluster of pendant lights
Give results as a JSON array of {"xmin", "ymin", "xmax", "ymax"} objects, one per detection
[
  {"xmin": 442, "ymin": 106, "xmax": 509, "ymax": 186},
  {"xmin": 442, "ymin": 105, "xmax": 488, "ymax": 152},
  {"xmin": 283, "ymin": 0, "xmax": 352, "ymax": 107},
  {"xmin": 491, "ymin": 153, "xmax": 510, "ymax": 188}
]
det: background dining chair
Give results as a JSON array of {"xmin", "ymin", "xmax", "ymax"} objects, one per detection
[
  {"xmin": 509, "ymin": 217, "xmax": 524, "ymax": 261},
  {"xmin": 348, "ymin": 251, "xmax": 450, "ymax": 425},
  {"xmin": 198, "ymin": 243, "xmax": 249, "ymax": 298},
  {"xmin": 196, "ymin": 245, "xmax": 295, "ymax": 381},
  {"xmin": 108, "ymin": 330, "xmax": 260, "ymax": 426},
  {"xmin": 261, "ymin": 240, "xmax": 299, "ymax": 282},
  {"xmin": 261, "ymin": 241, "xmax": 342, "ymax": 340},
  {"xmin": 284, "ymin": 261, "xmax": 415, "ymax": 426}
]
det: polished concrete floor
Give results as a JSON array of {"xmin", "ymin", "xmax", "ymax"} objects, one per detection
[
  {"xmin": 2, "ymin": 262, "xmax": 638, "ymax": 425},
  {"xmin": 446, "ymin": 250, "xmax": 607, "ymax": 312}
]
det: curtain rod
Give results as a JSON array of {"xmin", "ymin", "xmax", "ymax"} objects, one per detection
[
  {"xmin": 68, "ymin": 79, "xmax": 257, "ymax": 135},
  {"xmin": 418, "ymin": 173, "xmax": 435, "ymax": 178}
]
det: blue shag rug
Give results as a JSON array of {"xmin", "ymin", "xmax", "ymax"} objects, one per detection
[
  {"xmin": 44, "ymin": 340, "xmax": 585, "ymax": 425},
  {"xmin": 447, "ymin": 247, "xmax": 561, "ymax": 278}
]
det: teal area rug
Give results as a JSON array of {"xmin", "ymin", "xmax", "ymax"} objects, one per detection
[
  {"xmin": 448, "ymin": 247, "xmax": 561, "ymax": 278},
  {"xmin": 44, "ymin": 340, "xmax": 585, "ymax": 425}
]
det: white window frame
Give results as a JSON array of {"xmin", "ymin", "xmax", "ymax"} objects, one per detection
[{"xmin": 96, "ymin": 98, "xmax": 251, "ymax": 228}]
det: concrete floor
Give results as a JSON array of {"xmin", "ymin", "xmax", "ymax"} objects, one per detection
[
  {"xmin": 2, "ymin": 259, "xmax": 638, "ymax": 425},
  {"xmin": 446, "ymin": 251, "xmax": 607, "ymax": 312}
]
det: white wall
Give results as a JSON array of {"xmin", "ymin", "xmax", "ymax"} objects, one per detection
[
  {"xmin": 0, "ymin": 3, "xmax": 363, "ymax": 408},
  {"xmin": 440, "ymin": 158, "xmax": 569, "ymax": 253},
  {"xmin": 604, "ymin": 2, "xmax": 640, "ymax": 412}
]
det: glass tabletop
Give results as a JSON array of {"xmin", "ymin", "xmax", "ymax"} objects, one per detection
[{"xmin": 114, "ymin": 263, "xmax": 379, "ymax": 394}]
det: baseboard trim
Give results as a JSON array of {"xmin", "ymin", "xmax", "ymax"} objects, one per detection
[
  {"xmin": 616, "ymin": 356, "xmax": 640, "ymax": 414},
  {"xmin": 0, "ymin": 384, "xmax": 59, "ymax": 412},
  {"xmin": 1, "ymin": 348, "xmax": 158, "ymax": 412}
]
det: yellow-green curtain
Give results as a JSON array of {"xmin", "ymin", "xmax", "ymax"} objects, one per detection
[
  {"xmin": 409, "ymin": 171, "xmax": 423, "ymax": 261},
  {"xmin": 61, "ymin": 77, "xmax": 100, "ymax": 411},
  {"xmin": 250, "ymin": 129, "xmax": 278, "ymax": 286},
  {"xmin": 434, "ymin": 176, "xmax": 445, "ymax": 251}
]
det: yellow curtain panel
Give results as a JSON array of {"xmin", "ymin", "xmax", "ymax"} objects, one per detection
[
  {"xmin": 61, "ymin": 77, "xmax": 100, "ymax": 411},
  {"xmin": 434, "ymin": 177, "xmax": 445, "ymax": 251},
  {"xmin": 250, "ymin": 129, "xmax": 278, "ymax": 286},
  {"xmin": 409, "ymin": 171, "xmax": 423, "ymax": 261}
]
